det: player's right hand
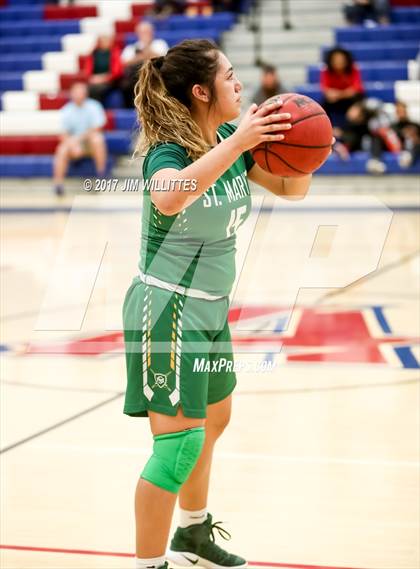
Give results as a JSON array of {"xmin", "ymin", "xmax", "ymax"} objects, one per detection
[{"xmin": 233, "ymin": 99, "xmax": 292, "ymax": 152}]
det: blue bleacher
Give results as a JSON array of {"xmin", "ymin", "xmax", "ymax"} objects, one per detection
[
  {"xmin": 0, "ymin": 72, "xmax": 23, "ymax": 91},
  {"xmin": 125, "ymin": 28, "xmax": 221, "ymax": 47},
  {"xmin": 0, "ymin": 36, "xmax": 64, "ymax": 54},
  {"xmin": 0, "ymin": 155, "xmax": 114, "ymax": 177},
  {"xmin": 336, "ymin": 24, "xmax": 420, "ymax": 43},
  {"xmin": 2, "ymin": 151, "xmax": 418, "ymax": 181},
  {"xmin": 0, "ymin": 54, "xmax": 42, "ymax": 72},
  {"xmin": 0, "ymin": 20, "xmax": 80, "ymax": 37},
  {"xmin": 113, "ymin": 110, "xmax": 137, "ymax": 130},
  {"xmin": 322, "ymin": 42, "xmax": 420, "ymax": 62},
  {"xmin": 147, "ymin": 12, "xmax": 236, "ymax": 32},
  {"xmin": 0, "ymin": 5, "xmax": 44, "ymax": 22},
  {"xmin": 105, "ymin": 131, "xmax": 132, "ymax": 155},
  {"xmin": 5, "ymin": 0, "xmax": 47, "ymax": 4},
  {"xmin": 391, "ymin": 7, "xmax": 420, "ymax": 23},
  {"xmin": 318, "ymin": 152, "xmax": 420, "ymax": 175}
]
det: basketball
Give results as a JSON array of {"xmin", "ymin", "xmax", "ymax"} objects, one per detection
[{"xmin": 251, "ymin": 93, "xmax": 333, "ymax": 176}]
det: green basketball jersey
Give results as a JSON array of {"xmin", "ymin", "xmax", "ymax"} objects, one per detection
[{"xmin": 139, "ymin": 122, "xmax": 254, "ymax": 297}]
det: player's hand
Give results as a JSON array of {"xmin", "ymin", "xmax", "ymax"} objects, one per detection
[{"xmin": 232, "ymin": 99, "xmax": 292, "ymax": 152}]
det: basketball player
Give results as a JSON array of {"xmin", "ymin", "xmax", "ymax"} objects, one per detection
[{"xmin": 123, "ymin": 40, "xmax": 313, "ymax": 569}]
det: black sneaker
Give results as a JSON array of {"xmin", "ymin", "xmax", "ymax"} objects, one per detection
[{"xmin": 167, "ymin": 513, "xmax": 247, "ymax": 568}]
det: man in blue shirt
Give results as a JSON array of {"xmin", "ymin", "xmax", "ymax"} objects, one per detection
[{"xmin": 53, "ymin": 81, "xmax": 107, "ymax": 196}]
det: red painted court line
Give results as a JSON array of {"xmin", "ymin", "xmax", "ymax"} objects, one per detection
[{"xmin": 0, "ymin": 544, "xmax": 365, "ymax": 569}]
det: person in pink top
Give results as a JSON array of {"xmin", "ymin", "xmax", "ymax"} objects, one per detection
[{"xmin": 320, "ymin": 47, "xmax": 365, "ymax": 127}]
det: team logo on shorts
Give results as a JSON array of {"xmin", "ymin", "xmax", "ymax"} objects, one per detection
[{"xmin": 150, "ymin": 369, "xmax": 172, "ymax": 391}]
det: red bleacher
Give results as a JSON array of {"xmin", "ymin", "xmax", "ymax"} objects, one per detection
[
  {"xmin": 43, "ymin": 2, "xmax": 211, "ymax": 22},
  {"xmin": 115, "ymin": 19, "xmax": 138, "ymax": 34},
  {"xmin": 39, "ymin": 93, "xmax": 69, "ymax": 110},
  {"xmin": 391, "ymin": 0, "xmax": 420, "ymax": 6},
  {"xmin": 44, "ymin": 5, "xmax": 98, "ymax": 20}
]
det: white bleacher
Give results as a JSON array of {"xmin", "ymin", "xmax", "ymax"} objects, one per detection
[
  {"xmin": 42, "ymin": 52, "xmax": 79, "ymax": 74},
  {"xmin": 0, "ymin": 111, "xmax": 63, "ymax": 135},
  {"xmin": 96, "ymin": 0, "xmax": 133, "ymax": 21},
  {"xmin": 80, "ymin": 16, "xmax": 115, "ymax": 36},
  {"xmin": 1, "ymin": 92, "xmax": 40, "ymax": 113},
  {"xmin": 23, "ymin": 71, "xmax": 60, "ymax": 94},
  {"xmin": 61, "ymin": 33, "xmax": 97, "ymax": 56}
]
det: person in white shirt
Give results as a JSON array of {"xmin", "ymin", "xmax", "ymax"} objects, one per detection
[
  {"xmin": 53, "ymin": 82, "xmax": 107, "ymax": 196},
  {"xmin": 120, "ymin": 21, "xmax": 169, "ymax": 108}
]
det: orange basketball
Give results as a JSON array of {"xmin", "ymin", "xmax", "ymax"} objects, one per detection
[{"xmin": 251, "ymin": 93, "xmax": 333, "ymax": 176}]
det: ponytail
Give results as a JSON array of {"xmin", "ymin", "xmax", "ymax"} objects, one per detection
[{"xmin": 133, "ymin": 40, "xmax": 220, "ymax": 161}]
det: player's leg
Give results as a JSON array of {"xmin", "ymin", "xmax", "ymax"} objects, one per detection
[
  {"xmin": 135, "ymin": 408, "xmax": 205, "ymax": 560},
  {"xmin": 167, "ymin": 306, "xmax": 247, "ymax": 567},
  {"xmin": 178, "ymin": 394, "xmax": 232, "ymax": 511},
  {"xmin": 86, "ymin": 131, "xmax": 107, "ymax": 177},
  {"xmin": 123, "ymin": 282, "xmax": 210, "ymax": 567}
]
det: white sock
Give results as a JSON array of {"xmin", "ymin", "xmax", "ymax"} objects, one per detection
[
  {"xmin": 179, "ymin": 507, "xmax": 208, "ymax": 528},
  {"xmin": 135, "ymin": 555, "xmax": 165, "ymax": 569}
]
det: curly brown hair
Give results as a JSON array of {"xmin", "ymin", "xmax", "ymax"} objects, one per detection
[{"xmin": 134, "ymin": 39, "xmax": 221, "ymax": 161}]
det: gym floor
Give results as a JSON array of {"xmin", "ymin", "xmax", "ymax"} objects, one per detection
[{"xmin": 1, "ymin": 175, "xmax": 419, "ymax": 569}]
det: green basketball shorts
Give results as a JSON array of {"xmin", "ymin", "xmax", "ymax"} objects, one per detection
[{"xmin": 122, "ymin": 276, "xmax": 237, "ymax": 419}]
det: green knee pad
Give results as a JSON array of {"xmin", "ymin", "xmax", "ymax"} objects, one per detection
[{"xmin": 141, "ymin": 427, "xmax": 205, "ymax": 494}]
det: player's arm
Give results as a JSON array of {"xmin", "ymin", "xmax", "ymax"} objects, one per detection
[
  {"xmin": 247, "ymin": 163, "xmax": 311, "ymax": 200},
  {"xmin": 150, "ymin": 138, "xmax": 244, "ymax": 215},
  {"xmin": 150, "ymin": 101, "xmax": 290, "ymax": 216}
]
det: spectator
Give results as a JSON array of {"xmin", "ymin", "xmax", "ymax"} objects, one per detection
[
  {"xmin": 393, "ymin": 101, "xmax": 420, "ymax": 169},
  {"xmin": 213, "ymin": 0, "xmax": 241, "ymax": 11},
  {"xmin": 53, "ymin": 82, "xmax": 107, "ymax": 196},
  {"xmin": 343, "ymin": 0, "xmax": 390, "ymax": 26},
  {"xmin": 334, "ymin": 98, "xmax": 403, "ymax": 174},
  {"xmin": 334, "ymin": 99, "xmax": 370, "ymax": 157},
  {"xmin": 150, "ymin": 0, "xmax": 185, "ymax": 17},
  {"xmin": 252, "ymin": 64, "xmax": 287, "ymax": 106},
  {"xmin": 321, "ymin": 47, "xmax": 365, "ymax": 127},
  {"xmin": 83, "ymin": 35, "xmax": 122, "ymax": 105},
  {"xmin": 120, "ymin": 21, "xmax": 168, "ymax": 108}
]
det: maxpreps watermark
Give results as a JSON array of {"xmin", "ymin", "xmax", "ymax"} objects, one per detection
[
  {"xmin": 83, "ymin": 177, "xmax": 198, "ymax": 192},
  {"xmin": 193, "ymin": 357, "xmax": 276, "ymax": 374}
]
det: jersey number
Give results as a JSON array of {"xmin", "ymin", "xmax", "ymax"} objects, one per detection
[{"xmin": 226, "ymin": 205, "xmax": 247, "ymax": 237}]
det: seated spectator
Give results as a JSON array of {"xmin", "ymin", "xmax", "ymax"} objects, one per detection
[
  {"xmin": 150, "ymin": 0, "xmax": 185, "ymax": 17},
  {"xmin": 321, "ymin": 47, "xmax": 365, "ymax": 127},
  {"xmin": 53, "ymin": 82, "xmax": 107, "ymax": 196},
  {"xmin": 252, "ymin": 64, "xmax": 287, "ymax": 106},
  {"xmin": 343, "ymin": 0, "xmax": 390, "ymax": 26},
  {"xmin": 83, "ymin": 35, "xmax": 122, "ymax": 105},
  {"xmin": 213, "ymin": 0, "xmax": 241, "ymax": 12},
  {"xmin": 393, "ymin": 101, "xmax": 420, "ymax": 169},
  {"xmin": 334, "ymin": 98, "xmax": 404, "ymax": 174},
  {"xmin": 120, "ymin": 21, "xmax": 169, "ymax": 108}
]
